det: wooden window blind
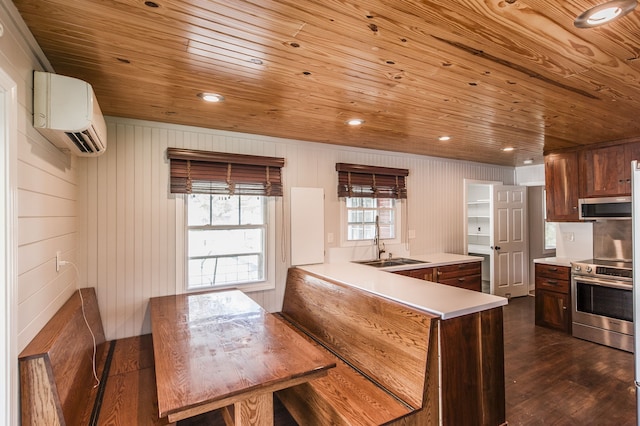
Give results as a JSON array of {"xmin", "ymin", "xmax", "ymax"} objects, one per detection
[
  {"xmin": 336, "ymin": 163, "xmax": 409, "ymax": 199},
  {"xmin": 167, "ymin": 148, "xmax": 285, "ymax": 196}
]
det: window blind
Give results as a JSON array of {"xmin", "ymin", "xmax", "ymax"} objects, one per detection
[
  {"xmin": 336, "ymin": 163, "xmax": 409, "ymax": 199},
  {"xmin": 167, "ymin": 148, "xmax": 285, "ymax": 196}
]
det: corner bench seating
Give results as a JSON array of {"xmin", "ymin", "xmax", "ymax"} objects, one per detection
[
  {"xmin": 275, "ymin": 267, "xmax": 441, "ymax": 425},
  {"xmin": 19, "ymin": 288, "xmax": 171, "ymax": 426}
]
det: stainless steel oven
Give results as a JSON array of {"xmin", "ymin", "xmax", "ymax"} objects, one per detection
[{"xmin": 571, "ymin": 259, "xmax": 633, "ymax": 352}]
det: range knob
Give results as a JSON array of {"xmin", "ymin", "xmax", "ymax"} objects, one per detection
[
  {"xmin": 586, "ymin": 266, "xmax": 592, "ymax": 273},
  {"xmin": 574, "ymin": 265, "xmax": 581, "ymax": 272}
]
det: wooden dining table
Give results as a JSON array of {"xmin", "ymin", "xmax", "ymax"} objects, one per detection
[{"xmin": 149, "ymin": 289, "xmax": 336, "ymax": 424}]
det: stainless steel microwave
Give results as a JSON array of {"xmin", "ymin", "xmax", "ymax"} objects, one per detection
[{"xmin": 579, "ymin": 197, "xmax": 632, "ymax": 220}]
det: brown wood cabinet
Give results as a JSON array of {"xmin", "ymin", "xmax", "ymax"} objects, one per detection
[
  {"xmin": 394, "ymin": 261, "xmax": 482, "ymax": 292},
  {"xmin": 393, "ymin": 266, "xmax": 436, "ymax": 282},
  {"xmin": 545, "ymin": 152, "xmax": 579, "ymax": 221},
  {"xmin": 579, "ymin": 143, "xmax": 640, "ymax": 197},
  {"xmin": 534, "ymin": 263, "xmax": 571, "ymax": 333}
]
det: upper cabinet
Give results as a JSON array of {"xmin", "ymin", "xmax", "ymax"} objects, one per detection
[
  {"xmin": 545, "ymin": 152, "xmax": 579, "ymax": 222},
  {"xmin": 545, "ymin": 140, "xmax": 640, "ymax": 222},
  {"xmin": 579, "ymin": 143, "xmax": 640, "ymax": 198}
]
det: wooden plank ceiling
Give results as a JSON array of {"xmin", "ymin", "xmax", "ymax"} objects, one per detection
[{"xmin": 11, "ymin": 0, "xmax": 640, "ymax": 166}]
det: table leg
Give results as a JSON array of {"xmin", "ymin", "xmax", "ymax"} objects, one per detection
[{"xmin": 234, "ymin": 393, "xmax": 274, "ymax": 426}]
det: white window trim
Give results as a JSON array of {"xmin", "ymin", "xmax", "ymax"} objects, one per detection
[
  {"xmin": 177, "ymin": 194, "xmax": 276, "ymax": 293},
  {"xmin": 339, "ymin": 198, "xmax": 403, "ymax": 247}
]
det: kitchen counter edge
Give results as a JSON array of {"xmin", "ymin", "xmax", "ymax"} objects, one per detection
[{"xmin": 297, "ymin": 257, "xmax": 506, "ymax": 320}]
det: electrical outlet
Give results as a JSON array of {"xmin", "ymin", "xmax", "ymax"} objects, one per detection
[
  {"xmin": 56, "ymin": 251, "xmax": 61, "ymax": 272},
  {"xmin": 327, "ymin": 233, "xmax": 334, "ymax": 243}
]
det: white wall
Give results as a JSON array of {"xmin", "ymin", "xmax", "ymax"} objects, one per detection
[
  {"xmin": 77, "ymin": 117, "xmax": 515, "ymax": 340},
  {"xmin": 1, "ymin": 1, "xmax": 80, "ymax": 423},
  {"xmin": 515, "ymin": 164, "xmax": 544, "ymax": 186}
]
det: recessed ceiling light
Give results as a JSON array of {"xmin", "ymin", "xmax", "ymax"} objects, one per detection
[
  {"xmin": 575, "ymin": 0, "xmax": 637, "ymax": 28},
  {"xmin": 523, "ymin": 159, "xmax": 534, "ymax": 165},
  {"xmin": 346, "ymin": 118, "xmax": 365, "ymax": 126},
  {"xmin": 197, "ymin": 93, "xmax": 225, "ymax": 103},
  {"xmin": 502, "ymin": 147, "xmax": 515, "ymax": 152},
  {"xmin": 438, "ymin": 136, "xmax": 451, "ymax": 141}
]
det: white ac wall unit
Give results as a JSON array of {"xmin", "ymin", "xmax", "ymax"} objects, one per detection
[{"xmin": 33, "ymin": 71, "xmax": 107, "ymax": 157}]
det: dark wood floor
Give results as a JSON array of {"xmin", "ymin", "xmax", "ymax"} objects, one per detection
[
  {"xmin": 180, "ymin": 295, "xmax": 636, "ymax": 425},
  {"xmin": 504, "ymin": 295, "xmax": 635, "ymax": 425}
]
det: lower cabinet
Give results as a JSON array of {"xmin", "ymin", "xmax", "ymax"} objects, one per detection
[
  {"xmin": 394, "ymin": 261, "xmax": 482, "ymax": 292},
  {"xmin": 534, "ymin": 263, "xmax": 571, "ymax": 333}
]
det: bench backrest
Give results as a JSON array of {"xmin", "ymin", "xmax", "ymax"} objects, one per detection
[
  {"xmin": 19, "ymin": 288, "xmax": 107, "ymax": 426},
  {"xmin": 281, "ymin": 267, "xmax": 438, "ymax": 409}
]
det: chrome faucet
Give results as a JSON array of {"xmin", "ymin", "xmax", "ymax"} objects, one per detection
[{"xmin": 374, "ymin": 215, "xmax": 386, "ymax": 260}]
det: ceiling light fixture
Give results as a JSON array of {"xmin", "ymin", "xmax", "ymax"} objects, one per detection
[
  {"xmin": 574, "ymin": 0, "xmax": 637, "ymax": 28},
  {"xmin": 502, "ymin": 147, "xmax": 515, "ymax": 152},
  {"xmin": 198, "ymin": 93, "xmax": 225, "ymax": 103},
  {"xmin": 523, "ymin": 159, "xmax": 534, "ymax": 165},
  {"xmin": 346, "ymin": 118, "xmax": 365, "ymax": 126},
  {"xmin": 438, "ymin": 136, "xmax": 451, "ymax": 141}
]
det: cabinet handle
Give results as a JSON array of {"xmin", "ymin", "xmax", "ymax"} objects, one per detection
[
  {"xmin": 549, "ymin": 267, "xmax": 558, "ymax": 272},
  {"xmin": 563, "ymin": 306, "xmax": 567, "ymax": 310},
  {"xmin": 546, "ymin": 280, "xmax": 558, "ymax": 286},
  {"xmin": 458, "ymin": 278, "xmax": 465, "ymax": 282}
]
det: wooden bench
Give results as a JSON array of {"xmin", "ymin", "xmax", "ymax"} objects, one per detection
[
  {"xmin": 19, "ymin": 288, "xmax": 172, "ymax": 426},
  {"xmin": 276, "ymin": 267, "xmax": 441, "ymax": 425}
]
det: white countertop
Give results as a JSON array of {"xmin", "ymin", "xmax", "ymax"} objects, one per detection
[
  {"xmin": 298, "ymin": 253, "xmax": 506, "ymax": 320},
  {"xmin": 533, "ymin": 257, "xmax": 576, "ymax": 267}
]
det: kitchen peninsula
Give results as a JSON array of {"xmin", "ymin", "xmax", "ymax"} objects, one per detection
[
  {"xmin": 287, "ymin": 254, "xmax": 508, "ymax": 425},
  {"xmin": 304, "ymin": 252, "xmax": 504, "ymax": 319}
]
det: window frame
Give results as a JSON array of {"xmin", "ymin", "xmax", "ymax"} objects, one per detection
[
  {"xmin": 182, "ymin": 194, "xmax": 276, "ymax": 293},
  {"xmin": 339, "ymin": 197, "xmax": 403, "ymax": 247}
]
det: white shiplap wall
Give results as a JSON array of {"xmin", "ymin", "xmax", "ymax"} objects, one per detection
[
  {"xmin": 0, "ymin": 0, "xmax": 79, "ymax": 354},
  {"xmin": 78, "ymin": 117, "xmax": 514, "ymax": 340}
]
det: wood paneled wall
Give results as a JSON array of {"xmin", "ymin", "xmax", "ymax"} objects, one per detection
[{"xmin": 78, "ymin": 117, "xmax": 514, "ymax": 340}]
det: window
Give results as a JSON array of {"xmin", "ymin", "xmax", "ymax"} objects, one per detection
[
  {"xmin": 187, "ymin": 194, "xmax": 267, "ymax": 289},
  {"xmin": 335, "ymin": 162, "xmax": 408, "ymax": 246},
  {"xmin": 167, "ymin": 148, "xmax": 284, "ymax": 292},
  {"xmin": 543, "ymin": 190, "xmax": 557, "ymax": 251},
  {"xmin": 345, "ymin": 197, "xmax": 396, "ymax": 241}
]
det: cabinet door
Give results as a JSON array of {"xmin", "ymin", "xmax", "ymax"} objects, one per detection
[
  {"xmin": 545, "ymin": 152, "xmax": 579, "ymax": 221},
  {"xmin": 580, "ymin": 145, "xmax": 627, "ymax": 197},
  {"xmin": 535, "ymin": 289, "xmax": 570, "ymax": 332}
]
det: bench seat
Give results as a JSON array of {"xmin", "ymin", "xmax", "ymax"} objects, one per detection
[
  {"xmin": 276, "ymin": 319, "xmax": 414, "ymax": 425},
  {"xmin": 98, "ymin": 335, "xmax": 170, "ymax": 426},
  {"xmin": 276, "ymin": 267, "xmax": 440, "ymax": 426},
  {"xmin": 19, "ymin": 288, "xmax": 173, "ymax": 426}
]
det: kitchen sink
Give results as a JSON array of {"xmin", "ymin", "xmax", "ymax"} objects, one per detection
[{"xmin": 353, "ymin": 258, "xmax": 428, "ymax": 268}]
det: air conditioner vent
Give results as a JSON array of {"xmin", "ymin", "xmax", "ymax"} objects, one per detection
[{"xmin": 65, "ymin": 130, "xmax": 103, "ymax": 154}]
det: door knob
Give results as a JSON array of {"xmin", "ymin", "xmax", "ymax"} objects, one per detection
[{"xmin": 490, "ymin": 246, "xmax": 501, "ymax": 251}]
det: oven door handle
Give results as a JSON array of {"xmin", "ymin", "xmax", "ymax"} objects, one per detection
[{"xmin": 573, "ymin": 275, "xmax": 633, "ymax": 290}]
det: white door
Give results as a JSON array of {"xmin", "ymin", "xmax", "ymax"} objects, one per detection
[{"xmin": 491, "ymin": 186, "xmax": 528, "ymax": 298}]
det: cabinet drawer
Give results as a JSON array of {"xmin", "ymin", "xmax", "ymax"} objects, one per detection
[
  {"xmin": 439, "ymin": 274, "xmax": 481, "ymax": 292},
  {"xmin": 437, "ymin": 262, "xmax": 481, "ymax": 280},
  {"xmin": 535, "ymin": 276, "xmax": 569, "ymax": 293},
  {"xmin": 534, "ymin": 263, "xmax": 570, "ymax": 281},
  {"xmin": 393, "ymin": 267, "xmax": 435, "ymax": 281}
]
